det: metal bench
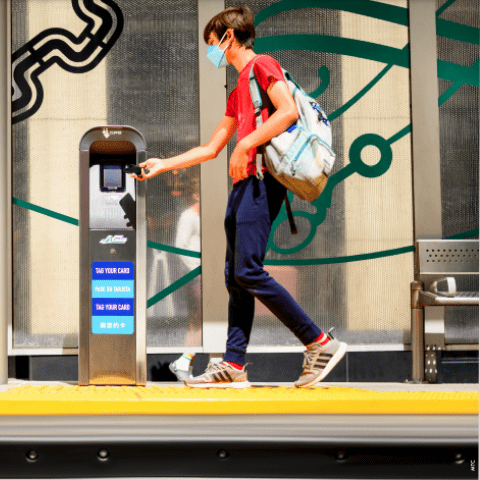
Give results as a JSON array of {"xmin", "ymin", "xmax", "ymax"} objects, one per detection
[{"xmin": 411, "ymin": 239, "xmax": 479, "ymax": 383}]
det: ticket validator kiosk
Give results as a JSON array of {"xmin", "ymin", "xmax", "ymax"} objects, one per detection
[{"xmin": 79, "ymin": 126, "xmax": 147, "ymax": 385}]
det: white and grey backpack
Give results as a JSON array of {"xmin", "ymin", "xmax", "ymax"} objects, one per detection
[{"xmin": 249, "ymin": 60, "xmax": 335, "ymax": 204}]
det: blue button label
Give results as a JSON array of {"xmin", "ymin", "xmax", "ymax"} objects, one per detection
[
  {"xmin": 92, "ymin": 316, "xmax": 134, "ymax": 334},
  {"xmin": 92, "ymin": 262, "xmax": 134, "ymax": 280},
  {"xmin": 92, "ymin": 298, "xmax": 134, "ymax": 315},
  {"xmin": 92, "ymin": 280, "xmax": 134, "ymax": 298}
]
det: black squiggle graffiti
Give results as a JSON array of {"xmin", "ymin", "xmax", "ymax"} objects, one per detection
[{"xmin": 12, "ymin": 0, "xmax": 123, "ymax": 125}]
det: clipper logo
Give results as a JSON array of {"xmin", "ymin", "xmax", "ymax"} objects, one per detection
[
  {"xmin": 100, "ymin": 235, "xmax": 128, "ymax": 245},
  {"xmin": 103, "ymin": 128, "xmax": 121, "ymax": 139}
]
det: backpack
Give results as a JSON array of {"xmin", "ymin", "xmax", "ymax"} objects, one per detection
[{"xmin": 249, "ymin": 60, "xmax": 335, "ymax": 203}]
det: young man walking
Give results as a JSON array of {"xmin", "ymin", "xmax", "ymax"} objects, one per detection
[{"xmin": 132, "ymin": 5, "xmax": 347, "ymax": 388}]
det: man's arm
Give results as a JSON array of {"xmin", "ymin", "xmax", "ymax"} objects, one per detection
[
  {"xmin": 228, "ymin": 80, "xmax": 298, "ymax": 181},
  {"xmin": 132, "ymin": 115, "xmax": 237, "ymax": 180}
]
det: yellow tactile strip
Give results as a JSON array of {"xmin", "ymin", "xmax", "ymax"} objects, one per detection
[{"xmin": 0, "ymin": 385, "xmax": 477, "ymax": 415}]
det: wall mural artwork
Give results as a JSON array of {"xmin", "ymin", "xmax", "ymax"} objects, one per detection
[
  {"xmin": 254, "ymin": 0, "xmax": 479, "ymax": 257},
  {"xmin": 11, "ymin": 0, "xmax": 123, "ymax": 125},
  {"xmin": 10, "ymin": 0, "xmax": 478, "ymax": 312}
]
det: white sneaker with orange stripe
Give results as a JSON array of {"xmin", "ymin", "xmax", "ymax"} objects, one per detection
[
  {"xmin": 294, "ymin": 330, "xmax": 348, "ymax": 387},
  {"xmin": 184, "ymin": 362, "xmax": 250, "ymax": 389}
]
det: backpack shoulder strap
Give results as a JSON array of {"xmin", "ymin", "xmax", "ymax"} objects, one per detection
[
  {"xmin": 284, "ymin": 193, "xmax": 298, "ymax": 235},
  {"xmin": 248, "ymin": 60, "xmax": 264, "ymax": 130},
  {"xmin": 249, "ymin": 56, "xmax": 280, "ymax": 179},
  {"xmin": 282, "ymin": 69, "xmax": 301, "ymax": 95},
  {"xmin": 248, "ymin": 64, "xmax": 264, "ymax": 180},
  {"xmin": 248, "ymin": 56, "xmax": 279, "ymax": 122},
  {"xmin": 249, "ymin": 57, "xmax": 268, "ymax": 180}
]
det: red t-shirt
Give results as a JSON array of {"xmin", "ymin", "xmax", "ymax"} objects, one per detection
[{"xmin": 226, "ymin": 55, "xmax": 285, "ymax": 183}]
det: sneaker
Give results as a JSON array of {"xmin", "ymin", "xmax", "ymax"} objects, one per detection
[
  {"xmin": 185, "ymin": 362, "xmax": 250, "ymax": 389},
  {"xmin": 169, "ymin": 361, "xmax": 193, "ymax": 382},
  {"xmin": 294, "ymin": 331, "xmax": 347, "ymax": 387}
]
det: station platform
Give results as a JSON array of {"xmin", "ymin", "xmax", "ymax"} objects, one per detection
[
  {"xmin": 1, "ymin": 380, "xmax": 478, "ymax": 479},
  {"xmin": 0, "ymin": 380, "xmax": 478, "ymax": 415}
]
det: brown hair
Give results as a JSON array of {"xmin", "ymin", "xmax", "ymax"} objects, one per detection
[{"xmin": 203, "ymin": 4, "xmax": 255, "ymax": 49}]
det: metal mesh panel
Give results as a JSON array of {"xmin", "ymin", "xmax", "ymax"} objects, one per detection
[
  {"xmin": 11, "ymin": 1, "xmax": 30, "ymax": 348},
  {"xmin": 105, "ymin": 0, "xmax": 201, "ymax": 347},
  {"xmin": 436, "ymin": 0, "xmax": 479, "ymax": 345},
  {"xmin": 226, "ymin": 0, "xmax": 413, "ymax": 347},
  {"xmin": 11, "ymin": 0, "xmax": 201, "ymax": 349},
  {"xmin": 437, "ymin": 0, "xmax": 479, "ymax": 239},
  {"xmin": 12, "ymin": 0, "xmax": 93, "ymax": 349},
  {"xmin": 12, "ymin": 0, "xmax": 475, "ymax": 355},
  {"xmin": 252, "ymin": 257, "xmax": 411, "ymax": 347},
  {"xmin": 444, "ymin": 276, "xmax": 479, "ymax": 344},
  {"xmin": 13, "ymin": 209, "xmax": 79, "ymax": 348}
]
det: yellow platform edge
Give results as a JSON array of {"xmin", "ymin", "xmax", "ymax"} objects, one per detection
[
  {"xmin": 0, "ymin": 386, "xmax": 478, "ymax": 415},
  {"xmin": 0, "ymin": 399, "xmax": 478, "ymax": 416}
]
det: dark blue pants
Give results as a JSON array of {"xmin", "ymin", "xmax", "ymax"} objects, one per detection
[{"xmin": 223, "ymin": 173, "xmax": 322, "ymax": 365}]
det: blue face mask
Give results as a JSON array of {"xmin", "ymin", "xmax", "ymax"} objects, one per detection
[{"xmin": 207, "ymin": 31, "xmax": 229, "ymax": 68}]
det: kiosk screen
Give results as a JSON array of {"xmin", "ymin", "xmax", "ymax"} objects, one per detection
[{"xmin": 101, "ymin": 164, "xmax": 125, "ymax": 192}]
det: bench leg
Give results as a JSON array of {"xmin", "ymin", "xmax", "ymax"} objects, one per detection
[{"xmin": 411, "ymin": 281, "xmax": 425, "ymax": 383}]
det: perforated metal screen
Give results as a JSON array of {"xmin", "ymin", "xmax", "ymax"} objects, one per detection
[
  {"xmin": 436, "ymin": 0, "xmax": 479, "ymax": 344},
  {"xmin": 226, "ymin": 0, "xmax": 414, "ymax": 346},
  {"xmin": 105, "ymin": 0, "xmax": 202, "ymax": 348},
  {"xmin": 10, "ymin": 0, "xmax": 478, "ymax": 353},
  {"xmin": 12, "ymin": 0, "xmax": 201, "ymax": 349}
]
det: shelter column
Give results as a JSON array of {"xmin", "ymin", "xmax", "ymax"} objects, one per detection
[
  {"xmin": 0, "ymin": 0, "xmax": 11, "ymax": 385},
  {"xmin": 409, "ymin": 0, "xmax": 443, "ymax": 240},
  {"xmin": 198, "ymin": 0, "xmax": 229, "ymax": 355}
]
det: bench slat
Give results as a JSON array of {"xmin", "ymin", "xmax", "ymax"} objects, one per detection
[
  {"xmin": 417, "ymin": 240, "xmax": 479, "ymax": 275},
  {"xmin": 420, "ymin": 291, "xmax": 479, "ymax": 306}
]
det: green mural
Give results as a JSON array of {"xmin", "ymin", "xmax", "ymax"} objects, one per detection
[
  {"xmin": 256, "ymin": 0, "xmax": 479, "ymax": 256},
  {"xmin": 12, "ymin": 0, "xmax": 479, "ymax": 308}
]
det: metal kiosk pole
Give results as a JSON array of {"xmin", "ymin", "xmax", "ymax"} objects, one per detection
[{"xmin": 79, "ymin": 126, "xmax": 147, "ymax": 386}]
